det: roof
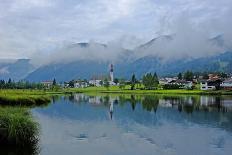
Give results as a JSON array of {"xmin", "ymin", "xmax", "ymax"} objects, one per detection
[{"xmin": 223, "ymin": 78, "xmax": 232, "ymax": 83}]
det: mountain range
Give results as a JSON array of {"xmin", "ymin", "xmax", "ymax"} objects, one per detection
[{"xmin": 0, "ymin": 36, "xmax": 231, "ymax": 82}]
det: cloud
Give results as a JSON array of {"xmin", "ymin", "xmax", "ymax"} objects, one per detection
[{"xmin": 0, "ymin": 0, "xmax": 231, "ymax": 63}]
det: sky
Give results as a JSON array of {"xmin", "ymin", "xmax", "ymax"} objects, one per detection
[{"xmin": 0, "ymin": 0, "xmax": 232, "ymax": 63}]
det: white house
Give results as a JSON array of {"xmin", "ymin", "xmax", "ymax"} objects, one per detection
[
  {"xmin": 41, "ymin": 80, "xmax": 53, "ymax": 88},
  {"xmin": 74, "ymin": 81, "xmax": 88, "ymax": 88},
  {"xmin": 89, "ymin": 79, "xmax": 102, "ymax": 87},
  {"xmin": 200, "ymin": 79, "xmax": 222, "ymax": 90},
  {"xmin": 200, "ymin": 80, "xmax": 215, "ymax": 90}
]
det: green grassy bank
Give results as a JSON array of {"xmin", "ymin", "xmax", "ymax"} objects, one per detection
[
  {"xmin": 0, "ymin": 107, "xmax": 38, "ymax": 149},
  {"xmin": 0, "ymin": 89, "xmax": 52, "ymax": 150},
  {"xmin": 66, "ymin": 86, "xmax": 232, "ymax": 95}
]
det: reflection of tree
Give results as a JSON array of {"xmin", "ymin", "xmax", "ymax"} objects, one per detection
[
  {"xmin": 103, "ymin": 95, "xmax": 110, "ymax": 106},
  {"xmin": 141, "ymin": 96, "xmax": 159, "ymax": 112},
  {"xmin": 178, "ymin": 104, "xmax": 182, "ymax": 113},
  {"xmin": 183, "ymin": 104, "xmax": 194, "ymax": 114},
  {"xmin": 51, "ymin": 95, "xmax": 60, "ymax": 103},
  {"xmin": 68, "ymin": 95, "xmax": 75, "ymax": 103},
  {"xmin": 130, "ymin": 95, "xmax": 136, "ymax": 111}
]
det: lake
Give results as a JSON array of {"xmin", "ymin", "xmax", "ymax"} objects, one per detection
[{"xmin": 12, "ymin": 94, "xmax": 232, "ymax": 155}]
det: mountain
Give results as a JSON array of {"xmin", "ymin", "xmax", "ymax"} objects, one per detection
[
  {"xmin": 125, "ymin": 51, "xmax": 232, "ymax": 78},
  {"xmin": 0, "ymin": 59, "xmax": 35, "ymax": 81},
  {"xmin": 2, "ymin": 37, "xmax": 232, "ymax": 82},
  {"xmin": 25, "ymin": 51, "xmax": 232, "ymax": 82}
]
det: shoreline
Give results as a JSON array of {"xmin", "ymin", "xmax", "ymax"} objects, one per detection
[{"xmin": 64, "ymin": 88, "xmax": 232, "ymax": 96}]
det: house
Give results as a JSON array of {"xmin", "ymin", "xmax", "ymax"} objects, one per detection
[
  {"xmin": 74, "ymin": 80, "xmax": 88, "ymax": 88},
  {"xmin": 41, "ymin": 80, "xmax": 53, "ymax": 88},
  {"xmin": 221, "ymin": 78, "xmax": 232, "ymax": 90},
  {"xmin": 89, "ymin": 79, "xmax": 102, "ymax": 87},
  {"xmin": 168, "ymin": 79, "xmax": 193, "ymax": 89},
  {"xmin": 159, "ymin": 77, "xmax": 177, "ymax": 85},
  {"xmin": 200, "ymin": 79, "xmax": 221, "ymax": 90}
]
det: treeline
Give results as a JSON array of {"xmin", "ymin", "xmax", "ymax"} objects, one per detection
[
  {"xmin": 0, "ymin": 79, "xmax": 44, "ymax": 89},
  {"xmin": 115, "ymin": 73, "xmax": 159, "ymax": 90}
]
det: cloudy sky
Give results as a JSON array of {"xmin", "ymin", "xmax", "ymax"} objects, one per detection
[{"xmin": 0, "ymin": 0, "xmax": 231, "ymax": 60}]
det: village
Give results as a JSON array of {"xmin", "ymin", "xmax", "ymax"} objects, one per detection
[{"xmin": 41, "ymin": 64, "xmax": 232, "ymax": 91}]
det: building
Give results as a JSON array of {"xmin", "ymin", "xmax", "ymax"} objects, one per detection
[
  {"xmin": 74, "ymin": 80, "xmax": 88, "ymax": 88},
  {"xmin": 163, "ymin": 78, "xmax": 193, "ymax": 89},
  {"xmin": 200, "ymin": 79, "xmax": 221, "ymax": 90},
  {"xmin": 41, "ymin": 80, "xmax": 53, "ymax": 88},
  {"xmin": 221, "ymin": 78, "xmax": 232, "ymax": 90},
  {"xmin": 89, "ymin": 79, "xmax": 102, "ymax": 87},
  {"xmin": 109, "ymin": 64, "xmax": 114, "ymax": 82}
]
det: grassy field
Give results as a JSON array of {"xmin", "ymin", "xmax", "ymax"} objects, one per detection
[{"xmin": 0, "ymin": 89, "xmax": 51, "ymax": 106}]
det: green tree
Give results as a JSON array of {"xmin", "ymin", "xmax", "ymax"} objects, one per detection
[
  {"xmin": 219, "ymin": 72, "xmax": 228, "ymax": 78},
  {"xmin": 202, "ymin": 72, "xmax": 209, "ymax": 79},
  {"xmin": 103, "ymin": 78, "xmax": 109, "ymax": 90},
  {"xmin": 53, "ymin": 78, "xmax": 57, "ymax": 86},
  {"xmin": 99, "ymin": 80, "xmax": 103, "ymax": 86},
  {"xmin": 184, "ymin": 71, "xmax": 193, "ymax": 81},
  {"xmin": 131, "ymin": 74, "xmax": 136, "ymax": 90},
  {"xmin": 68, "ymin": 80, "xmax": 75, "ymax": 88},
  {"xmin": 8, "ymin": 78, "xmax": 12, "ymax": 84},
  {"xmin": 178, "ymin": 73, "xmax": 182, "ymax": 80},
  {"xmin": 113, "ymin": 78, "xmax": 119, "ymax": 85},
  {"xmin": 142, "ymin": 73, "xmax": 159, "ymax": 90},
  {"xmin": 119, "ymin": 79, "xmax": 126, "ymax": 90}
]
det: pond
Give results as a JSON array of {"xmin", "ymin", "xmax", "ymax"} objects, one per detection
[{"xmin": 11, "ymin": 94, "xmax": 232, "ymax": 155}]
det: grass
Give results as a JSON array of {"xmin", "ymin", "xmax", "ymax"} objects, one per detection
[
  {"xmin": 0, "ymin": 107, "xmax": 39, "ymax": 148},
  {"xmin": 0, "ymin": 89, "xmax": 52, "ymax": 150},
  {"xmin": 0, "ymin": 89, "xmax": 51, "ymax": 107},
  {"xmin": 66, "ymin": 86, "xmax": 232, "ymax": 95}
]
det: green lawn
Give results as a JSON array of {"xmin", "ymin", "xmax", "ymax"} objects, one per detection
[{"xmin": 67, "ymin": 86, "xmax": 232, "ymax": 95}]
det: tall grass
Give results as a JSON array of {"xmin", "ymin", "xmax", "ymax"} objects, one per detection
[{"xmin": 0, "ymin": 107, "xmax": 39, "ymax": 147}]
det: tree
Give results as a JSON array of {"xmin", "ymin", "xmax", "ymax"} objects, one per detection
[
  {"xmin": 219, "ymin": 72, "xmax": 228, "ymax": 78},
  {"xmin": 178, "ymin": 73, "xmax": 182, "ymax": 80},
  {"xmin": 131, "ymin": 74, "xmax": 136, "ymax": 90},
  {"xmin": 53, "ymin": 78, "xmax": 57, "ymax": 86},
  {"xmin": 8, "ymin": 78, "xmax": 12, "ymax": 84},
  {"xmin": 113, "ymin": 78, "xmax": 119, "ymax": 85},
  {"xmin": 99, "ymin": 80, "xmax": 103, "ymax": 86},
  {"xmin": 142, "ymin": 73, "xmax": 159, "ymax": 90},
  {"xmin": 68, "ymin": 80, "xmax": 75, "ymax": 88},
  {"xmin": 202, "ymin": 72, "xmax": 209, "ymax": 79},
  {"xmin": 119, "ymin": 79, "xmax": 126, "ymax": 90},
  {"xmin": 103, "ymin": 78, "xmax": 109, "ymax": 90},
  {"xmin": 184, "ymin": 71, "xmax": 193, "ymax": 81}
]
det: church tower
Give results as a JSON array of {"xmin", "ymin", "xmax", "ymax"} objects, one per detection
[{"xmin": 110, "ymin": 64, "xmax": 114, "ymax": 82}]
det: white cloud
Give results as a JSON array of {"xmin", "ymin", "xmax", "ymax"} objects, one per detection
[{"xmin": 0, "ymin": 0, "xmax": 231, "ymax": 62}]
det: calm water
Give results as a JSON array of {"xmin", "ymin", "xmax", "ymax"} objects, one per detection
[{"xmin": 20, "ymin": 94, "xmax": 232, "ymax": 154}]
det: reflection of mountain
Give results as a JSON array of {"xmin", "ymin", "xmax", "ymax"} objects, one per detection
[{"xmin": 35, "ymin": 94, "xmax": 232, "ymax": 133}]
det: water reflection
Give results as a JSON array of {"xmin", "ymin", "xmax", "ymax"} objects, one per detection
[
  {"xmin": 69, "ymin": 94, "xmax": 232, "ymax": 114},
  {"xmin": 32, "ymin": 93, "xmax": 232, "ymax": 155}
]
